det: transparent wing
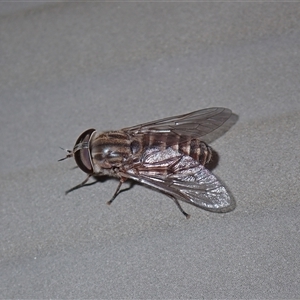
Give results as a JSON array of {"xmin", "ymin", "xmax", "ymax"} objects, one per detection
[
  {"xmin": 121, "ymin": 147, "xmax": 234, "ymax": 213},
  {"xmin": 123, "ymin": 166, "xmax": 233, "ymax": 212},
  {"xmin": 166, "ymin": 166, "xmax": 234, "ymax": 212},
  {"xmin": 122, "ymin": 107, "xmax": 232, "ymax": 140}
]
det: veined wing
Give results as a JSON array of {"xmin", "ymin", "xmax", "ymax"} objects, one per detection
[
  {"xmin": 166, "ymin": 165, "xmax": 234, "ymax": 212},
  {"xmin": 122, "ymin": 107, "xmax": 231, "ymax": 140},
  {"xmin": 120, "ymin": 147, "xmax": 234, "ymax": 213},
  {"xmin": 122, "ymin": 165, "xmax": 234, "ymax": 213}
]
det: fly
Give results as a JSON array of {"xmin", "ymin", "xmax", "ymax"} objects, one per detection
[{"xmin": 59, "ymin": 107, "xmax": 235, "ymax": 218}]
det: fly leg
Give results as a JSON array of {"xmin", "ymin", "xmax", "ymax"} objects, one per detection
[
  {"xmin": 65, "ymin": 175, "xmax": 92, "ymax": 195},
  {"xmin": 107, "ymin": 177, "xmax": 127, "ymax": 205},
  {"xmin": 171, "ymin": 196, "xmax": 190, "ymax": 219}
]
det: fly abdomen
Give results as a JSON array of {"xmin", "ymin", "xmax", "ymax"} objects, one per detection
[
  {"xmin": 178, "ymin": 138, "xmax": 212, "ymax": 166},
  {"xmin": 141, "ymin": 132, "xmax": 212, "ymax": 165},
  {"xmin": 142, "ymin": 133, "xmax": 169, "ymax": 150}
]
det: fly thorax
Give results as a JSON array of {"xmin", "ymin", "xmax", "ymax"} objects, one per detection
[{"xmin": 90, "ymin": 131, "xmax": 132, "ymax": 168}]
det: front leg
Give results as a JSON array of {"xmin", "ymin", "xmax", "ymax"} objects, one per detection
[{"xmin": 106, "ymin": 176, "xmax": 127, "ymax": 205}]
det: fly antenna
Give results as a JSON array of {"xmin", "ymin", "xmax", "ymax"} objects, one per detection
[{"xmin": 58, "ymin": 147, "xmax": 73, "ymax": 161}]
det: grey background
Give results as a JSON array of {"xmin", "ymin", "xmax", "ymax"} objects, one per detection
[{"xmin": 1, "ymin": 2, "xmax": 300, "ymax": 299}]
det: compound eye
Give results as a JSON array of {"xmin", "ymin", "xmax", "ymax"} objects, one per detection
[{"xmin": 73, "ymin": 129, "xmax": 95, "ymax": 174}]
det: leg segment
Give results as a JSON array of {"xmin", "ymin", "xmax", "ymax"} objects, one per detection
[
  {"xmin": 107, "ymin": 177, "xmax": 127, "ymax": 205},
  {"xmin": 171, "ymin": 196, "xmax": 190, "ymax": 219}
]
